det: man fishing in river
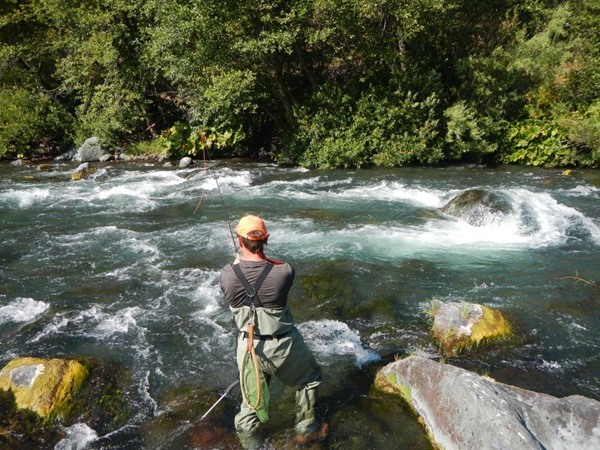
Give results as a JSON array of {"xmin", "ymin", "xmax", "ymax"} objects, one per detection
[{"xmin": 220, "ymin": 215, "xmax": 326, "ymax": 448}]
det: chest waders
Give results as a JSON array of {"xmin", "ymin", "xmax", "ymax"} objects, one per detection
[{"xmin": 231, "ymin": 262, "xmax": 273, "ymax": 423}]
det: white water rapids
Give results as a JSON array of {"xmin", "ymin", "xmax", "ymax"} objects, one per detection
[{"xmin": 1, "ymin": 161, "xmax": 599, "ymax": 449}]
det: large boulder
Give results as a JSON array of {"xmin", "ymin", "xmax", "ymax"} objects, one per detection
[
  {"xmin": 0, "ymin": 357, "xmax": 132, "ymax": 448},
  {"xmin": 376, "ymin": 356, "xmax": 600, "ymax": 450},
  {"xmin": 426, "ymin": 301, "xmax": 514, "ymax": 356},
  {"xmin": 0, "ymin": 357, "xmax": 88, "ymax": 418},
  {"xmin": 73, "ymin": 137, "xmax": 108, "ymax": 162},
  {"xmin": 440, "ymin": 189, "xmax": 513, "ymax": 226}
]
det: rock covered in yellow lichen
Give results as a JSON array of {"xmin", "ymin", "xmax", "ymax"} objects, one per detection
[
  {"xmin": 429, "ymin": 302, "xmax": 513, "ymax": 356},
  {"xmin": 0, "ymin": 357, "xmax": 88, "ymax": 418},
  {"xmin": 71, "ymin": 166, "xmax": 97, "ymax": 181}
]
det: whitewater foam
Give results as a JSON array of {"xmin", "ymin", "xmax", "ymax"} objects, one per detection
[
  {"xmin": 298, "ymin": 319, "xmax": 380, "ymax": 367},
  {"xmin": 54, "ymin": 423, "xmax": 98, "ymax": 450},
  {"xmin": 0, "ymin": 298, "xmax": 49, "ymax": 324},
  {"xmin": 1, "ymin": 188, "xmax": 50, "ymax": 208},
  {"xmin": 94, "ymin": 307, "xmax": 145, "ymax": 337},
  {"xmin": 341, "ymin": 181, "xmax": 446, "ymax": 208}
]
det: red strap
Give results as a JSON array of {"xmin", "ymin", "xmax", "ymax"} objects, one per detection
[{"xmin": 258, "ymin": 251, "xmax": 284, "ymax": 265}]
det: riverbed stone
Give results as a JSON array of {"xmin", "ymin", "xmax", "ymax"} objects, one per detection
[
  {"xmin": 71, "ymin": 162, "xmax": 98, "ymax": 181},
  {"xmin": 0, "ymin": 357, "xmax": 88, "ymax": 418},
  {"xmin": 429, "ymin": 301, "xmax": 513, "ymax": 356},
  {"xmin": 440, "ymin": 189, "xmax": 513, "ymax": 226},
  {"xmin": 73, "ymin": 137, "xmax": 108, "ymax": 162},
  {"xmin": 375, "ymin": 356, "xmax": 600, "ymax": 450},
  {"xmin": 179, "ymin": 156, "xmax": 193, "ymax": 168}
]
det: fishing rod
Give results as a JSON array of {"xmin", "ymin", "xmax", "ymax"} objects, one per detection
[
  {"xmin": 213, "ymin": 175, "xmax": 239, "ymax": 259},
  {"xmin": 192, "ymin": 150, "xmax": 239, "ymax": 258},
  {"xmin": 190, "ymin": 150, "xmax": 243, "ymax": 423},
  {"xmin": 200, "ymin": 379, "xmax": 240, "ymax": 421}
]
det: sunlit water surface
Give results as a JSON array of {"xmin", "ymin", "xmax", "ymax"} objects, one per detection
[{"xmin": 1, "ymin": 161, "xmax": 599, "ymax": 449}]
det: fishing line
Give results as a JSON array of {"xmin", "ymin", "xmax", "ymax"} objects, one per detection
[{"xmin": 192, "ymin": 149, "xmax": 239, "ymax": 258}]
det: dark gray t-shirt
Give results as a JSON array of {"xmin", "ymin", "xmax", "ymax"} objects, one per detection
[
  {"xmin": 220, "ymin": 260, "xmax": 296, "ymax": 336},
  {"xmin": 220, "ymin": 260, "xmax": 294, "ymax": 309}
]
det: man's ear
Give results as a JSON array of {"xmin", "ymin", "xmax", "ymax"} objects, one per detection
[{"xmin": 237, "ymin": 236, "xmax": 244, "ymax": 249}]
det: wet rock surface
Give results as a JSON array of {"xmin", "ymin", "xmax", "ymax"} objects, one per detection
[{"xmin": 376, "ymin": 356, "xmax": 600, "ymax": 450}]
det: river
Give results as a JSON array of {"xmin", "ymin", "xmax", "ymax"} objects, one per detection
[{"xmin": 1, "ymin": 160, "xmax": 599, "ymax": 449}]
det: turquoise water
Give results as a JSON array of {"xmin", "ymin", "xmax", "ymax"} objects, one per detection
[{"xmin": 1, "ymin": 160, "xmax": 599, "ymax": 449}]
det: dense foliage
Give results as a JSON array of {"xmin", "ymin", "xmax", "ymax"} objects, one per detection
[{"xmin": 1, "ymin": 0, "xmax": 598, "ymax": 167}]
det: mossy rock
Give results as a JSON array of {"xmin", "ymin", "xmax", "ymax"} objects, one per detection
[
  {"xmin": 0, "ymin": 388, "xmax": 62, "ymax": 449},
  {"xmin": 71, "ymin": 167, "xmax": 97, "ymax": 181},
  {"xmin": 0, "ymin": 357, "xmax": 131, "ymax": 448},
  {"xmin": 430, "ymin": 302, "xmax": 514, "ymax": 357},
  {"xmin": 68, "ymin": 358, "xmax": 132, "ymax": 434},
  {"xmin": 0, "ymin": 357, "xmax": 88, "ymax": 419}
]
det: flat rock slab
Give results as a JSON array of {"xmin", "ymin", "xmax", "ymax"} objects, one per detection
[
  {"xmin": 0, "ymin": 357, "xmax": 88, "ymax": 418},
  {"xmin": 376, "ymin": 356, "xmax": 600, "ymax": 450}
]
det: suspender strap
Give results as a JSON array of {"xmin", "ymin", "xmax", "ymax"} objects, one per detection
[{"xmin": 231, "ymin": 263, "xmax": 274, "ymax": 308}]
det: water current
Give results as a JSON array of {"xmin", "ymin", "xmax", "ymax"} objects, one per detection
[{"xmin": 1, "ymin": 160, "xmax": 599, "ymax": 449}]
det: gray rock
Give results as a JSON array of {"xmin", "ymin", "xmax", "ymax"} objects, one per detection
[
  {"xmin": 10, "ymin": 159, "xmax": 24, "ymax": 166},
  {"xmin": 376, "ymin": 356, "xmax": 600, "ymax": 450},
  {"xmin": 74, "ymin": 162, "xmax": 90, "ymax": 173},
  {"xmin": 99, "ymin": 154, "xmax": 114, "ymax": 162},
  {"xmin": 73, "ymin": 137, "xmax": 107, "ymax": 162},
  {"xmin": 54, "ymin": 149, "xmax": 77, "ymax": 161},
  {"xmin": 179, "ymin": 156, "xmax": 193, "ymax": 168},
  {"xmin": 440, "ymin": 189, "xmax": 513, "ymax": 226}
]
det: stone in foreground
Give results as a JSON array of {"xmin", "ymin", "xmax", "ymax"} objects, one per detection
[
  {"xmin": 376, "ymin": 356, "xmax": 600, "ymax": 450},
  {"xmin": 0, "ymin": 357, "xmax": 88, "ymax": 418}
]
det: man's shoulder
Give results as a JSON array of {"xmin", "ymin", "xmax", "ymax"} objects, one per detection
[
  {"xmin": 272, "ymin": 261, "xmax": 294, "ymax": 278},
  {"xmin": 220, "ymin": 260, "xmax": 293, "ymax": 275},
  {"xmin": 220, "ymin": 262, "xmax": 234, "ymax": 273}
]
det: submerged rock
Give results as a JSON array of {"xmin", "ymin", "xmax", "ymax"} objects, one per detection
[
  {"xmin": 376, "ymin": 356, "xmax": 600, "ymax": 450},
  {"xmin": 71, "ymin": 162, "xmax": 98, "ymax": 181},
  {"xmin": 0, "ymin": 357, "xmax": 88, "ymax": 418},
  {"xmin": 427, "ymin": 301, "xmax": 514, "ymax": 356},
  {"xmin": 440, "ymin": 189, "xmax": 513, "ymax": 226}
]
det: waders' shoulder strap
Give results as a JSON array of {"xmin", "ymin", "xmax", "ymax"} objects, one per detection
[{"xmin": 231, "ymin": 262, "xmax": 274, "ymax": 307}]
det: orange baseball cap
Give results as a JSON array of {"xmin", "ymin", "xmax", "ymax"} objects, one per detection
[{"xmin": 235, "ymin": 215, "xmax": 270, "ymax": 240}]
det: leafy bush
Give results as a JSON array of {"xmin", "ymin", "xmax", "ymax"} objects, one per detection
[
  {"xmin": 558, "ymin": 101, "xmax": 600, "ymax": 167},
  {"xmin": 293, "ymin": 85, "xmax": 443, "ymax": 169},
  {"xmin": 0, "ymin": 88, "xmax": 67, "ymax": 158},
  {"xmin": 72, "ymin": 83, "xmax": 147, "ymax": 148},
  {"xmin": 443, "ymin": 102, "xmax": 497, "ymax": 161},
  {"xmin": 157, "ymin": 122, "xmax": 236, "ymax": 159},
  {"xmin": 503, "ymin": 119, "xmax": 576, "ymax": 167}
]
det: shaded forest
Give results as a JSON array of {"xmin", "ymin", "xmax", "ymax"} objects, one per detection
[{"xmin": 1, "ymin": 0, "xmax": 598, "ymax": 168}]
